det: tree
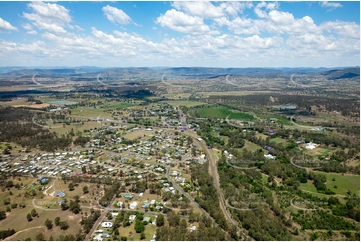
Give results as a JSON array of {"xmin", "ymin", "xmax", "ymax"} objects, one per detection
[
  {"xmin": 83, "ymin": 186, "xmax": 89, "ymax": 194},
  {"xmin": 0, "ymin": 211, "xmax": 6, "ymax": 220},
  {"xmin": 68, "ymin": 183, "xmax": 75, "ymax": 191},
  {"xmin": 35, "ymin": 233, "xmax": 45, "ymax": 241},
  {"xmin": 69, "ymin": 200, "xmax": 81, "ymax": 214},
  {"xmin": 54, "ymin": 217, "xmax": 61, "ymax": 226},
  {"xmin": 45, "ymin": 219, "xmax": 53, "ymax": 229},
  {"xmin": 31, "ymin": 209, "xmax": 38, "ymax": 217},
  {"xmin": 61, "ymin": 201, "xmax": 69, "ymax": 210},
  {"xmin": 27, "ymin": 213, "xmax": 32, "ymax": 222},
  {"xmin": 191, "ymin": 147, "xmax": 197, "ymax": 156},
  {"xmin": 156, "ymin": 214, "xmax": 164, "ymax": 227},
  {"xmin": 140, "ymin": 232, "xmax": 146, "ymax": 240},
  {"xmin": 135, "ymin": 220, "xmax": 145, "ymax": 233},
  {"xmin": 59, "ymin": 221, "xmax": 69, "ymax": 230}
]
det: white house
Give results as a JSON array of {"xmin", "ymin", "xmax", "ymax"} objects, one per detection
[
  {"xmin": 129, "ymin": 214, "xmax": 136, "ymax": 223},
  {"xmin": 101, "ymin": 222, "xmax": 113, "ymax": 228},
  {"xmin": 130, "ymin": 201, "xmax": 138, "ymax": 209},
  {"xmin": 305, "ymin": 142, "xmax": 317, "ymax": 150},
  {"xmin": 264, "ymin": 154, "xmax": 276, "ymax": 159}
]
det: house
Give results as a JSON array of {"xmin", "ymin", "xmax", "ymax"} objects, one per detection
[
  {"xmin": 93, "ymin": 234, "xmax": 103, "ymax": 241},
  {"xmin": 264, "ymin": 154, "xmax": 276, "ymax": 159},
  {"xmin": 129, "ymin": 201, "xmax": 138, "ymax": 209},
  {"xmin": 56, "ymin": 191, "xmax": 65, "ymax": 197},
  {"xmin": 117, "ymin": 201, "xmax": 123, "ymax": 208},
  {"xmin": 143, "ymin": 217, "xmax": 151, "ymax": 223},
  {"xmin": 142, "ymin": 203, "xmax": 150, "ymax": 208},
  {"xmin": 129, "ymin": 214, "xmax": 136, "ymax": 223},
  {"xmin": 150, "ymin": 199, "xmax": 156, "ymax": 205},
  {"xmin": 264, "ymin": 146, "xmax": 274, "ymax": 151},
  {"xmin": 305, "ymin": 142, "xmax": 317, "ymax": 150},
  {"xmin": 101, "ymin": 222, "xmax": 113, "ymax": 228},
  {"xmin": 189, "ymin": 225, "xmax": 197, "ymax": 232}
]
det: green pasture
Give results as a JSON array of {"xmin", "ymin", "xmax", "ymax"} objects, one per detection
[
  {"xmin": 197, "ymin": 106, "xmax": 255, "ymax": 120},
  {"xmin": 299, "ymin": 171, "xmax": 359, "ymax": 196}
]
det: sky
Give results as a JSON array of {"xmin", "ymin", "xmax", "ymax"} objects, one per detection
[{"xmin": 0, "ymin": 1, "xmax": 359, "ymax": 68}]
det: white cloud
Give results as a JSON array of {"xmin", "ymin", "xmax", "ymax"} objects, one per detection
[
  {"xmin": 102, "ymin": 5, "xmax": 131, "ymax": 25},
  {"xmin": 23, "ymin": 1, "xmax": 72, "ymax": 34},
  {"xmin": 156, "ymin": 9, "xmax": 219, "ymax": 35},
  {"xmin": 0, "ymin": 17, "xmax": 17, "ymax": 31},
  {"xmin": 320, "ymin": 1, "xmax": 342, "ymax": 9},
  {"xmin": 171, "ymin": 1, "xmax": 252, "ymax": 19},
  {"xmin": 254, "ymin": 1, "xmax": 279, "ymax": 18},
  {"xmin": 321, "ymin": 20, "xmax": 360, "ymax": 39}
]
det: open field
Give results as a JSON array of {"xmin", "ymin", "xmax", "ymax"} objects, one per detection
[
  {"xmin": 242, "ymin": 140, "xmax": 263, "ymax": 152},
  {"xmin": 314, "ymin": 171, "xmax": 360, "ymax": 196},
  {"xmin": 164, "ymin": 93, "xmax": 192, "ymax": 99},
  {"xmin": 269, "ymin": 137, "xmax": 288, "ymax": 146},
  {"xmin": 0, "ymin": 178, "xmax": 89, "ymax": 241},
  {"xmin": 197, "ymin": 106, "xmax": 255, "ymax": 120},
  {"xmin": 69, "ymin": 107, "xmax": 112, "ymax": 118},
  {"xmin": 104, "ymin": 103, "xmax": 135, "ymax": 110},
  {"xmin": 304, "ymin": 146, "xmax": 337, "ymax": 157},
  {"xmin": 299, "ymin": 172, "xmax": 359, "ymax": 196},
  {"xmin": 49, "ymin": 121, "xmax": 101, "ymax": 136},
  {"xmin": 161, "ymin": 100, "xmax": 206, "ymax": 107},
  {"xmin": 0, "ymin": 98, "xmax": 30, "ymax": 107}
]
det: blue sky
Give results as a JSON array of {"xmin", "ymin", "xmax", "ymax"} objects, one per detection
[{"xmin": 0, "ymin": 1, "xmax": 359, "ymax": 67}]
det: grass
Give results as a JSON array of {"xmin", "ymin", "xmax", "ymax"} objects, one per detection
[
  {"xmin": 242, "ymin": 140, "xmax": 263, "ymax": 152},
  {"xmin": 50, "ymin": 121, "xmax": 101, "ymax": 136},
  {"xmin": 299, "ymin": 180, "xmax": 319, "ymax": 193},
  {"xmin": 261, "ymin": 174, "xmax": 268, "ymax": 185},
  {"xmin": 104, "ymin": 103, "xmax": 135, "ymax": 110},
  {"xmin": 197, "ymin": 106, "xmax": 255, "ymax": 120},
  {"xmin": 314, "ymin": 171, "xmax": 360, "ymax": 196},
  {"xmin": 69, "ymin": 107, "xmax": 112, "ymax": 118},
  {"xmin": 269, "ymin": 137, "xmax": 288, "ymax": 146},
  {"xmin": 116, "ymin": 223, "xmax": 157, "ymax": 241},
  {"xmin": 161, "ymin": 100, "xmax": 206, "ymax": 108},
  {"xmin": 305, "ymin": 147, "xmax": 337, "ymax": 158},
  {"xmin": 299, "ymin": 172, "xmax": 359, "ymax": 196},
  {"xmin": 0, "ymin": 179, "xmax": 83, "ymax": 240}
]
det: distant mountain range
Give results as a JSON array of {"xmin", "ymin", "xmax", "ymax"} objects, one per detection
[{"xmin": 0, "ymin": 66, "xmax": 359, "ymax": 80}]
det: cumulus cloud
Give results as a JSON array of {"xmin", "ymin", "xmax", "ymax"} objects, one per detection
[
  {"xmin": 320, "ymin": 1, "xmax": 342, "ymax": 9},
  {"xmin": 102, "ymin": 5, "xmax": 132, "ymax": 25},
  {"xmin": 0, "ymin": 17, "xmax": 17, "ymax": 31},
  {"xmin": 172, "ymin": 1, "xmax": 252, "ymax": 19},
  {"xmin": 23, "ymin": 1, "xmax": 72, "ymax": 34},
  {"xmin": 156, "ymin": 9, "xmax": 219, "ymax": 35}
]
